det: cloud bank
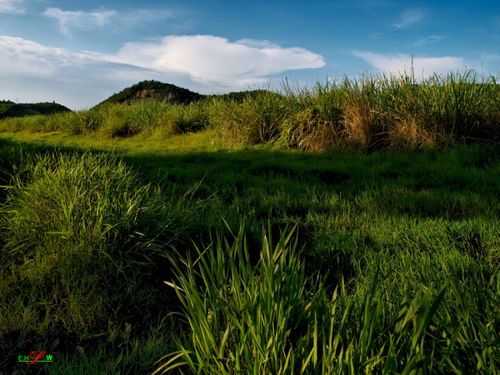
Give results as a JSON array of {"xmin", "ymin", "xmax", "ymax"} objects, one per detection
[
  {"xmin": 0, "ymin": 35, "xmax": 326, "ymax": 109},
  {"xmin": 353, "ymin": 51, "xmax": 466, "ymax": 78}
]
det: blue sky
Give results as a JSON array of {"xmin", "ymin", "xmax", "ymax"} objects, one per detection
[{"xmin": 0, "ymin": 0, "xmax": 498, "ymax": 108}]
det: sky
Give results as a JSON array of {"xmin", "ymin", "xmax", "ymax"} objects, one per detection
[{"xmin": 0, "ymin": 0, "xmax": 499, "ymax": 109}]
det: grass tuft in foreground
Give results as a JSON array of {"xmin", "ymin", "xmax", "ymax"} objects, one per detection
[
  {"xmin": 0, "ymin": 150, "xmax": 206, "ymax": 373},
  {"xmin": 157, "ymin": 224, "xmax": 498, "ymax": 374}
]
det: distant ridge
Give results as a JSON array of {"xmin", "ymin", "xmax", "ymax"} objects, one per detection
[
  {"xmin": 98, "ymin": 80, "xmax": 280, "ymax": 107},
  {"xmin": 0, "ymin": 101, "xmax": 71, "ymax": 119},
  {"xmin": 98, "ymin": 80, "xmax": 203, "ymax": 106}
]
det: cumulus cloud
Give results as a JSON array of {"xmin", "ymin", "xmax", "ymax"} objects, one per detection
[
  {"xmin": 0, "ymin": 0, "xmax": 24, "ymax": 14},
  {"xmin": 353, "ymin": 51, "xmax": 466, "ymax": 78},
  {"xmin": 392, "ymin": 8, "xmax": 424, "ymax": 29},
  {"xmin": 0, "ymin": 35, "xmax": 326, "ymax": 108},
  {"xmin": 43, "ymin": 7, "xmax": 175, "ymax": 36},
  {"xmin": 105, "ymin": 35, "xmax": 326, "ymax": 85}
]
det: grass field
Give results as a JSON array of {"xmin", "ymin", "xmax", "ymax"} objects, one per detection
[
  {"xmin": 1, "ymin": 71, "xmax": 498, "ymax": 151},
  {"xmin": 0, "ymin": 72, "xmax": 499, "ymax": 374}
]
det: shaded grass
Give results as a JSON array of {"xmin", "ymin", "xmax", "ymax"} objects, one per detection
[
  {"xmin": 158, "ymin": 224, "xmax": 497, "ymax": 374},
  {"xmin": 0, "ymin": 137, "xmax": 498, "ymax": 373},
  {"xmin": 0, "ymin": 144, "xmax": 207, "ymax": 373}
]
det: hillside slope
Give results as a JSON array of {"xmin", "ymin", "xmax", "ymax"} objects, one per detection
[
  {"xmin": 98, "ymin": 81, "xmax": 279, "ymax": 106},
  {"xmin": 0, "ymin": 102, "xmax": 71, "ymax": 119},
  {"xmin": 99, "ymin": 80, "xmax": 203, "ymax": 106}
]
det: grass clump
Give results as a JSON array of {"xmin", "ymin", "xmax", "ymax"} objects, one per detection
[
  {"xmin": 278, "ymin": 82, "xmax": 344, "ymax": 151},
  {"xmin": 208, "ymin": 90, "xmax": 290, "ymax": 146},
  {"xmin": 0, "ymin": 151, "xmax": 203, "ymax": 338},
  {"xmin": 157, "ymin": 224, "xmax": 326, "ymax": 374},
  {"xmin": 158, "ymin": 225, "xmax": 498, "ymax": 374}
]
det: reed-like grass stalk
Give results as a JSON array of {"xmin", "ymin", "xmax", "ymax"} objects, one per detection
[{"xmin": 1, "ymin": 70, "xmax": 496, "ymax": 151}]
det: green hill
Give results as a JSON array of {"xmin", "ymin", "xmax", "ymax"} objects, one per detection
[
  {"xmin": 0, "ymin": 100, "xmax": 15, "ymax": 114},
  {"xmin": 99, "ymin": 80, "xmax": 203, "ymax": 106},
  {"xmin": 98, "ymin": 81, "xmax": 279, "ymax": 107},
  {"xmin": 0, "ymin": 101, "xmax": 71, "ymax": 119}
]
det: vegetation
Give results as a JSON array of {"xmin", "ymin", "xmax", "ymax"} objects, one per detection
[
  {"xmin": 98, "ymin": 80, "xmax": 203, "ymax": 106},
  {"xmin": 0, "ymin": 100, "xmax": 15, "ymax": 113},
  {"xmin": 1, "ymin": 71, "xmax": 498, "ymax": 151},
  {"xmin": 0, "ymin": 70, "xmax": 498, "ymax": 374},
  {"xmin": 206, "ymin": 89, "xmax": 282, "ymax": 102},
  {"xmin": 0, "ymin": 102, "xmax": 70, "ymax": 119}
]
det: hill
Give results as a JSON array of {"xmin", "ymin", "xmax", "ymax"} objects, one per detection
[
  {"xmin": 99, "ymin": 80, "xmax": 203, "ymax": 106},
  {"xmin": 0, "ymin": 100, "xmax": 15, "ymax": 115},
  {"xmin": 0, "ymin": 101, "xmax": 71, "ymax": 119},
  {"xmin": 98, "ymin": 81, "xmax": 280, "ymax": 107}
]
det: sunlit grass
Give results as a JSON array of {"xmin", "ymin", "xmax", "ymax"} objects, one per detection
[
  {"xmin": 1, "ymin": 70, "xmax": 497, "ymax": 152},
  {"xmin": 0, "ymin": 128, "xmax": 223, "ymax": 155}
]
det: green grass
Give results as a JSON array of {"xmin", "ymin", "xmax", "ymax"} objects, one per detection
[
  {"xmin": 0, "ymin": 70, "xmax": 498, "ymax": 373},
  {"xmin": 1, "ymin": 71, "xmax": 498, "ymax": 151},
  {"xmin": 157, "ymin": 224, "xmax": 497, "ymax": 374}
]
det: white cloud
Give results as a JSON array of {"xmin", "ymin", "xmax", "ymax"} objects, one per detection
[
  {"xmin": 43, "ymin": 7, "xmax": 174, "ymax": 36},
  {"xmin": 0, "ymin": 35, "xmax": 100, "ymax": 76},
  {"xmin": 353, "ymin": 51, "xmax": 466, "ymax": 78},
  {"xmin": 412, "ymin": 35, "xmax": 446, "ymax": 47},
  {"xmin": 105, "ymin": 35, "xmax": 326, "ymax": 85},
  {"xmin": 0, "ymin": 0, "xmax": 24, "ymax": 14},
  {"xmin": 0, "ymin": 35, "xmax": 326, "ymax": 109},
  {"xmin": 392, "ymin": 8, "xmax": 424, "ymax": 29},
  {"xmin": 0, "ymin": 35, "xmax": 176, "ymax": 108}
]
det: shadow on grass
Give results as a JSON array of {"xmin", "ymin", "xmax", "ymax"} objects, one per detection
[{"xmin": 0, "ymin": 137, "xmax": 498, "ymax": 374}]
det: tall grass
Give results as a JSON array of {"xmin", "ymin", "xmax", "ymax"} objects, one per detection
[
  {"xmin": 157, "ymin": 225, "xmax": 498, "ymax": 374},
  {"xmin": 0, "ymin": 133, "xmax": 497, "ymax": 373},
  {"xmin": 207, "ymin": 90, "xmax": 291, "ymax": 146},
  {"xmin": 0, "ymin": 70, "xmax": 497, "ymax": 151},
  {"xmin": 0, "ymin": 100, "xmax": 211, "ymax": 139},
  {"xmin": 0, "ymin": 151, "xmax": 205, "ymax": 336}
]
